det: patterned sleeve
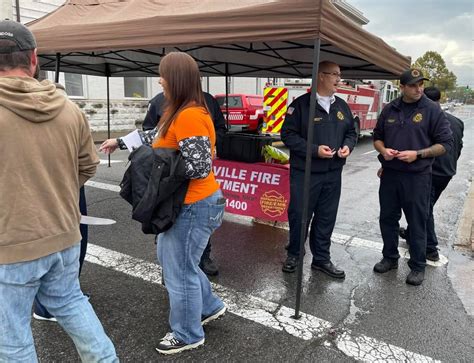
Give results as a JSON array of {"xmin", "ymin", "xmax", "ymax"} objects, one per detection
[
  {"xmin": 117, "ymin": 128, "xmax": 158, "ymax": 150},
  {"xmin": 178, "ymin": 136, "xmax": 212, "ymax": 179}
]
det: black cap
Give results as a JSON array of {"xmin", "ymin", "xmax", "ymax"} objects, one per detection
[
  {"xmin": 400, "ymin": 68, "xmax": 429, "ymax": 85},
  {"xmin": 0, "ymin": 20, "xmax": 36, "ymax": 54}
]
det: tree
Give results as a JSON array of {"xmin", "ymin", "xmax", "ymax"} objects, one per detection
[{"xmin": 413, "ymin": 51, "xmax": 457, "ymax": 92}]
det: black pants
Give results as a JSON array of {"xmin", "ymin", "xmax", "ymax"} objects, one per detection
[
  {"xmin": 201, "ymin": 238, "xmax": 212, "ymax": 261},
  {"xmin": 406, "ymin": 174, "xmax": 451, "ymax": 253},
  {"xmin": 79, "ymin": 186, "xmax": 88, "ymax": 275},
  {"xmin": 287, "ymin": 167, "xmax": 342, "ymax": 263},
  {"xmin": 379, "ymin": 169, "xmax": 431, "ymax": 272}
]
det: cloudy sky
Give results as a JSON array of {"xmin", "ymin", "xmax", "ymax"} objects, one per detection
[{"xmin": 350, "ymin": 0, "xmax": 473, "ymax": 87}]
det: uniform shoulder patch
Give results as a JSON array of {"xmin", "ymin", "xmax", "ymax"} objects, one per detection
[{"xmin": 287, "ymin": 107, "xmax": 294, "ymax": 115}]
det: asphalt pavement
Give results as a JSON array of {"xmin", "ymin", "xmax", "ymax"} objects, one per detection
[{"xmin": 33, "ymin": 106, "xmax": 474, "ymax": 362}]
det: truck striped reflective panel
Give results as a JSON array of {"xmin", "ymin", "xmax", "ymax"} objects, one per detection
[{"xmin": 263, "ymin": 87, "xmax": 288, "ymax": 134}]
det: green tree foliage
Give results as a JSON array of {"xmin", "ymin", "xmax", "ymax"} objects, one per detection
[
  {"xmin": 446, "ymin": 85, "xmax": 474, "ymax": 104},
  {"xmin": 413, "ymin": 51, "xmax": 457, "ymax": 92}
]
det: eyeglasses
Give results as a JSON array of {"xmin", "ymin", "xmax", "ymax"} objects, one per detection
[{"xmin": 321, "ymin": 71, "xmax": 342, "ymax": 78}]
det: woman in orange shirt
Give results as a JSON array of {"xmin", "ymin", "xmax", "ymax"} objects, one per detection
[{"xmin": 153, "ymin": 52, "xmax": 226, "ymax": 355}]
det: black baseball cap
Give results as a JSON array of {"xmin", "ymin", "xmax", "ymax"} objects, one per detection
[
  {"xmin": 0, "ymin": 19, "xmax": 36, "ymax": 54},
  {"xmin": 400, "ymin": 68, "xmax": 429, "ymax": 85}
]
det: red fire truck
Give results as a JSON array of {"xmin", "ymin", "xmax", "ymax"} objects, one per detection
[
  {"xmin": 215, "ymin": 93, "xmax": 264, "ymax": 132},
  {"xmin": 263, "ymin": 80, "xmax": 399, "ymax": 136}
]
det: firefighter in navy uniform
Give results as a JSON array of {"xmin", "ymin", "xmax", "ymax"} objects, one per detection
[
  {"xmin": 399, "ymin": 86, "xmax": 464, "ymax": 261},
  {"xmin": 373, "ymin": 69, "xmax": 453, "ymax": 286},
  {"xmin": 281, "ymin": 61, "xmax": 357, "ymax": 278}
]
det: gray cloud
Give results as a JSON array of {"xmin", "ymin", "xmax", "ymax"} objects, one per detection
[{"xmin": 350, "ymin": 0, "xmax": 473, "ymax": 86}]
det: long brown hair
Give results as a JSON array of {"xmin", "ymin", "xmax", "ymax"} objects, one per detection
[{"xmin": 158, "ymin": 52, "xmax": 208, "ymax": 137}]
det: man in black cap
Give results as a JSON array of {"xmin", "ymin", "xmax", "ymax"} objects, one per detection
[
  {"xmin": 372, "ymin": 69, "xmax": 453, "ymax": 286},
  {"xmin": 0, "ymin": 20, "xmax": 117, "ymax": 361},
  {"xmin": 399, "ymin": 86, "xmax": 464, "ymax": 261}
]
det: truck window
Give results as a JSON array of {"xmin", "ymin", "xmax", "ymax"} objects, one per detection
[
  {"xmin": 248, "ymin": 97, "xmax": 263, "ymax": 107},
  {"xmin": 216, "ymin": 96, "xmax": 243, "ymax": 108}
]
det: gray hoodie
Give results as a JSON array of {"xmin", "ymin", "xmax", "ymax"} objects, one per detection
[{"xmin": 0, "ymin": 77, "xmax": 99, "ymax": 264}]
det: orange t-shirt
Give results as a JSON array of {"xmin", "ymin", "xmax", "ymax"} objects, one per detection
[{"xmin": 152, "ymin": 106, "xmax": 219, "ymax": 204}]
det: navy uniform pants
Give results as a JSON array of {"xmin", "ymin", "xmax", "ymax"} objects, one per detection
[
  {"xmin": 286, "ymin": 167, "xmax": 342, "ymax": 263},
  {"xmin": 379, "ymin": 169, "xmax": 431, "ymax": 272},
  {"xmin": 405, "ymin": 174, "xmax": 451, "ymax": 253}
]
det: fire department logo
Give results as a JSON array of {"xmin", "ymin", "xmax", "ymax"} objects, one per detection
[
  {"xmin": 337, "ymin": 111, "xmax": 345, "ymax": 120},
  {"xmin": 411, "ymin": 69, "xmax": 421, "ymax": 77},
  {"xmin": 413, "ymin": 113, "xmax": 423, "ymax": 123},
  {"xmin": 260, "ymin": 190, "xmax": 287, "ymax": 218}
]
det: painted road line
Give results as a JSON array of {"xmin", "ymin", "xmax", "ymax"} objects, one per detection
[
  {"xmin": 362, "ymin": 150, "xmax": 377, "ymax": 155},
  {"xmin": 85, "ymin": 244, "xmax": 439, "ymax": 362},
  {"xmin": 85, "ymin": 180, "xmax": 448, "ymax": 267},
  {"xmin": 99, "ymin": 159, "xmax": 123, "ymax": 165},
  {"xmin": 85, "ymin": 180, "xmax": 121, "ymax": 193}
]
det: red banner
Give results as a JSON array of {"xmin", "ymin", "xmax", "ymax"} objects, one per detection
[{"xmin": 213, "ymin": 159, "xmax": 290, "ymax": 222}]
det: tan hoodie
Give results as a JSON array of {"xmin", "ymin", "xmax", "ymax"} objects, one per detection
[{"xmin": 0, "ymin": 77, "xmax": 99, "ymax": 264}]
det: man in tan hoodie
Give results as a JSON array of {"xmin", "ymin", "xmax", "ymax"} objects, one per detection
[{"xmin": 0, "ymin": 20, "xmax": 118, "ymax": 362}]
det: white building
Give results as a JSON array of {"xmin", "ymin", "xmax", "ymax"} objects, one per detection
[{"xmin": 1, "ymin": 0, "xmax": 369, "ymax": 132}]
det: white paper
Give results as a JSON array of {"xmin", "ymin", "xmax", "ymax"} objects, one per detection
[{"xmin": 121, "ymin": 129, "xmax": 143, "ymax": 152}]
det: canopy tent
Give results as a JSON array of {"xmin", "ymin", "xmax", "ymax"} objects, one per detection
[
  {"xmin": 27, "ymin": 0, "xmax": 411, "ymax": 318},
  {"xmin": 28, "ymin": 0, "xmax": 410, "ymax": 79}
]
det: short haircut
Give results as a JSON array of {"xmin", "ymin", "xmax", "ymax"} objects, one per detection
[
  {"xmin": 424, "ymin": 86, "xmax": 441, "ymax": 102},
  {"xmin": 0, "ymin": 40, "xmax": 34, "ymax": 72},
  {"xmin": 318, "ymin": 61, "xmax": 338, "ymax": 73}
]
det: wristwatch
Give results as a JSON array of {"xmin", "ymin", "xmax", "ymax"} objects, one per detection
[{"xmin": 416, "ymin": 150, "xmax": 423, "ymax": 159}]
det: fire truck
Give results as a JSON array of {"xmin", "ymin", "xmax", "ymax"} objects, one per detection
[{"xmin": 262, "ymin": 80, "xmax": 399, "ymax": 137}]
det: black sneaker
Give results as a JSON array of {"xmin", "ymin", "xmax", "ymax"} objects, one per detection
[
  {"xmin": 373, "ymin": 258, "xmax": 398, "ymax": 273},
  {"xmin": 199, "ymin": 256, "xmax": 219, "ymax": 276},
  {"xmin": 282, "ymin": 256, "xmax": 298, "ymax": 273},
  {"xmin": 426, "ymin": 251, "xmax": 440, "ymax": 262},
  {"xmin": 406, "ymin": 270, "xmax": 424, "ymax": 286},
  {"xmin": 155, "ymin": 333, "xmax": 204, "ymax": 355},
  {"xmin": 202, "ymin": 305, "xmax": 226, "ymax": 326}
]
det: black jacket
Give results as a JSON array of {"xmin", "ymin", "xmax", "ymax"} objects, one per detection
[
  {"xmin": 432, "ymin": 112, "xmax": 463, "ymax": 177},
  {"xmin": 281, "ymin": 93, "xmax": 357, "ymax": 173},
  {"xmin": 373, "ymin": 95, "xmax": 453, "ymax": 174},
  {"xmin": 142, "ymin": 92, "xmax": 227, "ymax": 153},
  {"xmin": 120, "ymin": 145, "xmax": 189, "ymax": 234}
]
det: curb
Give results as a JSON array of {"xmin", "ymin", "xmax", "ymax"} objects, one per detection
[{"xmin": 456, "ymin": 178, "xmax": 474, "ymax": 252}]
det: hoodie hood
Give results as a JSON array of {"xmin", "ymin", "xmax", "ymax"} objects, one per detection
[{"xmin": 0, "ymin": 77, "xmax": 66, "ymax": 123}]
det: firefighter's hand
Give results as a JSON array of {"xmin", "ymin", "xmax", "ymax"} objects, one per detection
[
  {"xmin": 99, "ymin": 138, "xmax": 119, "ymax": 154},
  {"xmin": 396, "ymin": 150, "xmax": 417, "ymax": 163},
  {"xmin": 318, "ymin": 145, "xmax": 335, "ymax": 158},
  {"xmin": 377, "ymin": 167, "xmax": 383, "ymax": 178},
  {"xmin": 337, "ymin": 145, "xmax": 350, "ymax": 158},
  {"xmin": 382, "ymin": 148, "xmax": 399, "ymax": 161}
]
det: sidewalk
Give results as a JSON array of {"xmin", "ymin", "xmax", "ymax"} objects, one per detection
[{"xmin": 456, "ymin": 177, "xmax": 474, "ymax": 252}]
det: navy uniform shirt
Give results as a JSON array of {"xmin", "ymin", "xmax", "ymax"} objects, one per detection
[
  {"xmin": 432, "ymin": 112, "xmax": 463, "ymax": 177},
  {"xmin": 373, "ymin": 95, "xmax": 453, "ymax": 174},
  {"xmin": 281, "ymin": 92, "xmax": 357, "ymax": 173}
]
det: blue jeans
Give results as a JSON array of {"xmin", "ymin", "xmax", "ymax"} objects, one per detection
[
  {"xmin": 0, "ymin": 244, "xmax": 117, "ymax": 363},
  {"xmin": 157, "ymin": 190, "xmax": 225, "ymax": 344},
  {"xmin": 34, "ymin": 187, "xmax": 88, "ymax": 318}
]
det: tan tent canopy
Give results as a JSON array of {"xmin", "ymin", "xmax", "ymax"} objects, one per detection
[{"xmin": 28, "ymin": 0, "xmax": 410, "ymax": 78}]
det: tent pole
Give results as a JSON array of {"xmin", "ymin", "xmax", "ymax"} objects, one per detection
[
  {"xmin": 293, "ymin": 38, "xmax": 321, "ymax": 319},
  {"xmin": 54, "ymin": 53, "xmax": 61, "ymax": 83},
  {"xmin": 106, "ymin": 64, "xmax": 111, "ymax": 167},
  {"xmin": 225, "ymin": 63, "xmax": 229, "ymax": 130}
]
